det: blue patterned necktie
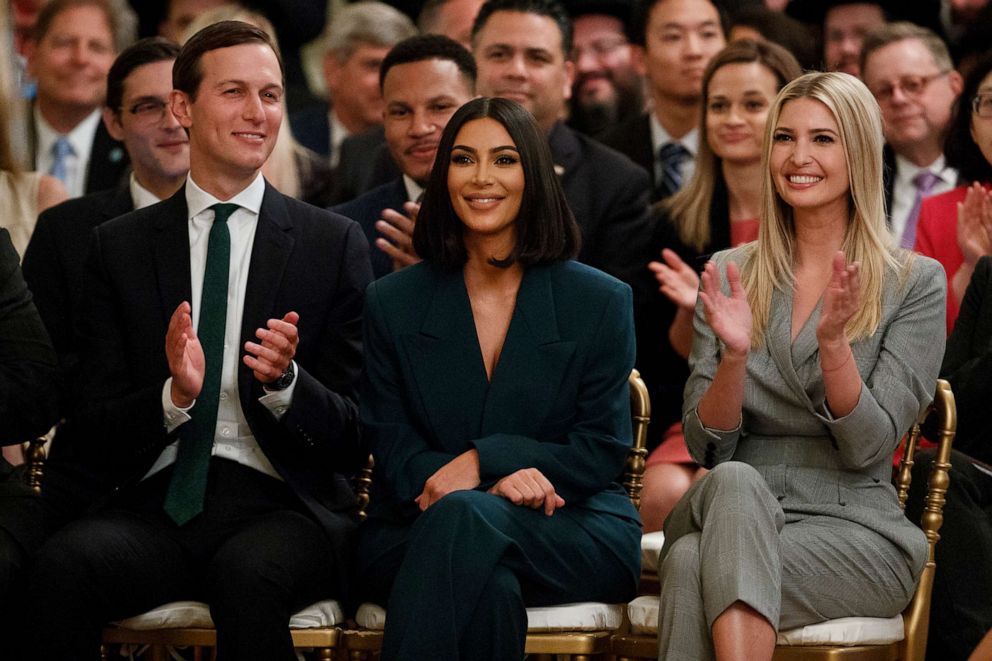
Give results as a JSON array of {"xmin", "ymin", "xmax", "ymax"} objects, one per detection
[
  {"xmin": 658, "ymin": 143, "xmax": 690, "ymax": 199},
  {"xmin": 163, "ymin": 203, "xmax": 238, "ymax": 525},
  {"xmin": 49, "ymin": 136, "xmax": 74, "ymax": 184}
]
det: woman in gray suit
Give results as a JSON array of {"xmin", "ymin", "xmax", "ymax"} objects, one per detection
[{"xmin": 656, "ymin": 72, "xmax": 946, "ymax": 660}]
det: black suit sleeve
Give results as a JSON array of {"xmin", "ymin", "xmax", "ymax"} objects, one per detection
[
  {"xmin": 0, "ymin": 229, "xmax": 59, "ymax": 445},
  {"xmin": 21, "ymin": 210, "xmax": 72, "ymax": 366},
  {"xmin": 941, "ymin": 255, "xmax": 992, "ymax": 463}
]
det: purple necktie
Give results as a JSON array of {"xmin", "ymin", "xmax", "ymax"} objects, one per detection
[{"xmin": 902, "ymin": 170, "xmax": 941, "ymax": 249}]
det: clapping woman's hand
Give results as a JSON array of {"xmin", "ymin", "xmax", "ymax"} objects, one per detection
[
  {"xmin": 648, "ymin": 248, "xmax": 700, "ymax": 310},
  {"xmin": 816, "ymin": 251, "xmax": 860, "ymax": 347},
  {"xmin": 957, "ymin": 182, "xmax": 992, "ymax": 267},
  {"xmin": 698, "ymin": 260, "xmax": 752, "ymax": 357}
]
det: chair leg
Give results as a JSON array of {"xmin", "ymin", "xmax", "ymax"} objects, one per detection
[
  {"xmin": 316, "ymin": 647, "xmax": 333, "ymax": 660},
  {"xmin": 100, "ymin": 644, "xmax": 109, "ymax": 661}
]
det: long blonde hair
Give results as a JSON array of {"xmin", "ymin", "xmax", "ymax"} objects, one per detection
[
  {"xmin": 742, "ymin": 71, "xmax": 908, "ymax": 347},
  {"xmin": 664, "ymin": 39, "xmax": 802, "ymax": 252}
]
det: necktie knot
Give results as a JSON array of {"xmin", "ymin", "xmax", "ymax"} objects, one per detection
[
  {"xmin": 913, "ymin": 170, "xmax": 940, "ymax": 195},
  {"xmin": 49, "ymin": 136, "xmax": 74, "ymax": 183},
  {"xmin": 658, "ymin": 143, "xmax": 690, "ymax": 198},
  {"xmin": 210, "ymin": 203, "xmax": 239, "ymax": 224}
]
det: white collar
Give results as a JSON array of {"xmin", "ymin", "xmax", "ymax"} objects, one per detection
[
  {"xmin": 185, "ymin": 172, "xmax": 266, "ymax": 220},
  {"xmin": 129, "ymin": 173, "xmax": 164, "ymax": 210},
  {"xmin": 402, "ymin": 174, "xmax": 425, "ymax": 203},
  {"xmin": 649, "ymin": 112, "xmax": 698, "ymax": 156},
  {"xmin": 34, "ymin": 106, "xmax": 103, "ymax": 161}
]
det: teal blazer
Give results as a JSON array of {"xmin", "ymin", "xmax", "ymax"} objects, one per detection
[{"xmin": 361, "ymin": 260, "xmax": 640, "ymax": 525}]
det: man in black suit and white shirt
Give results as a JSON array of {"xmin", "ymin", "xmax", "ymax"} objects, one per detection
[
  {"xmin": 25, "ymin": 0, "xmax": 132, "ymax": 197},
  {"xmin": 25, "ymin": 21, "xmax": 370, "ymax": 661}
]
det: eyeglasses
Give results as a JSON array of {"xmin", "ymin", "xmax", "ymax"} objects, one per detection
[
  {"xmin": 870, "ymin": 71, "xmax": 950, "ymax": 103},
  {"xmin": 973, "ymin": 93, "xmax": 992, "ymax": 119},
  {"xmin": 571, "ymin": 36, "xmax": 628, "ymax": 61},
  {"xmin": 120, "ymin": 98, "xmax": 170, "ymax": 123}
]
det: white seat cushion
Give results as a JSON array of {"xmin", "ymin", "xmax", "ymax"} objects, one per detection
[
  {"xmin": 776, "ymin": 615, "xmax": 905, "ymax": 646},
  {"xmin": 640, "ymin": 531, "xmax": 665, "ymax": 573},
  {"xmin": 627, "ymin": 595, "xmax": 659, "ymax": 634},
  {"xmin": 112, "ymin": 600, "xmax": 343, "ymax": 630},
  {"xmin": 356, "ymin": 601, "xmax": 624, "ymax": 633},
  {"xmin": 625, "ymin": 596, "xmax": 904, "ymax": 646}
]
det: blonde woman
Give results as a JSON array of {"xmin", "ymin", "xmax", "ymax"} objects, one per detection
[{"xmin": 657, "ymin": 72, "xmax": 944, "ymax": 660}]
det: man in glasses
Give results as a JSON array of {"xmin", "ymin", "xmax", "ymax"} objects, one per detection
[
  {"xmin": 860, "ymin": 22, "xmax": 962, "ymax": 247},
  {"xmin": 565, "ymin": 0, "xmax": 644, "ymax": 138},
  {"xmin": 20, "ymin": 37, "xmax": 188, "ymax": 551}
]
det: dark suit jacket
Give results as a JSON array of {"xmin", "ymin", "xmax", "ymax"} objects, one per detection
[
  {"xmin": 76, "ymin": 183, "xmax": 372, "ymax": 591},
  {"xmin": 20, "ymin": 185, "xmax": 135, "ymax": 518},
  {"xmin": 0, "ymin": 228, "xmax": 59, "ymax": 550},
  {"xmin": 332, "ymin": 178, "xmax": 408, "ymax": 280},
  {"xmin": 599, "ymin": 114, "xmax": 657, "ymax": 200},
  {"xmin": 27, "ymin": 113, "xmax": 130, "ymax": 195},
  {"xmin": 361, "ymin": 260, "xmax": 640, "ymax": 525},
  {"xmin": 289, "ymin": 102, "xmax": 332, "ymax": 157},
  {"xmin": 941, "ymin": 255, "xmax": 992, "ymax": 464}
]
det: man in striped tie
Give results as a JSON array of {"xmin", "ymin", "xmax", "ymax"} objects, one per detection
[{"xmin": 25, "ymin": 20, "xmax": 371, "ymax": 661}]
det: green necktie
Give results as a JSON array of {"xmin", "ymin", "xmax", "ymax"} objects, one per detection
[{"xmin": 163, "ymin": 202, "xmax": 238, "ymax": 525}]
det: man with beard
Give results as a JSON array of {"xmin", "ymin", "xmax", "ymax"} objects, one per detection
[{"xmin": 566, "ymin": 0, "xmax": 644, "ymax": 138}]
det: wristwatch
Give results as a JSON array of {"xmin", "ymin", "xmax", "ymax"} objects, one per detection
[{"xmin": 266, "ymin": 361, "xmax": 296, "ymax": 391}]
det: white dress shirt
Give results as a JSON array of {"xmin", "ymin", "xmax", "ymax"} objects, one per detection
[
  {"xmin": 328, "ymin": 109, "xmax": 351, "ymax": 169},
  {"xmin": 34, "ymin": 107, "xmax": 102, "ymax": 198},
  {"xmin": 402, "ymin": 174, "xmax": 425, "ymax": 203},
  {"xmin": 148, "ymin": 173, "xmax": 296, "ymax": 481},
  {"xmin": 129, "ymin": 173, "xmax": 164, "ymax": 210},
  {"xmin": 890, "ymin": 153, "xmax": 957, "ymax": 241},
  {"xmin": 649, "ymin": 113, "xmax": 699, "ymax": 189}
]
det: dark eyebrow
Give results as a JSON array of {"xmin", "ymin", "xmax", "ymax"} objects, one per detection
[
  {"xmin": 126, "ymin": 95, "xmax": 167, "ymax": 105},
  {"xmin": 451, "ymin": 145, "xmax": 520, "ymax": 154}
]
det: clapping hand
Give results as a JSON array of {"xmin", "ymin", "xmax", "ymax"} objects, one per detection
[
  {"xmin": 816, "ymin": 251, "xmax": 860, "ymax": 347},
  {"xmin": 165, "ymin": 301, "xmax": 204, "ymax": 408},
  {"xmin": 698, "ymin": 260, "xmax": 752, "ymax": 357},
  {"xmin": 243, "ymin": 311, "xmax": 299, "ymax": 384},
  {"xmin": 956, "ymin": 182, "xmax": 992, "ymax": 267},
  {"xmin": 488, "ymin": 468, "xmax": 565, "ymax": 516},
  {"xmin": 376, "ymin": 201, "xmax": 423, "ymax": 272},
  {"xmin": 648, "ymin": 248, "xmax": 700, "ymax": 310}
]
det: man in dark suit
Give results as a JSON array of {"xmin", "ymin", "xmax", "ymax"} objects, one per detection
[
  {"xmin": 600, "ymin": 0, "xmax": 725, "ymax": 202},
  {"xmin": 25, "ymin": 0, "xmax": 130, "ymax": 197},
  {"xmin": 0, "ymin": 228, "xmax": 60, "ymax": 660},
  {"xmin": 472, "ymin": 0, "xmax": 653, "ymax": 290},
  {"xmin": 22, "ymin": 36, "xmax": 189, "ymax": 536},
  {"xmin": 25, "ymin": 21, "xmax": 370, "ymax": 661},
  {"xmin": 334, "ymin": 35, "xmax": 477, "ymax": 279}
]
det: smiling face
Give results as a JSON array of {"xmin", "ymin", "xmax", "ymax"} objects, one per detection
[
  {"xmin": 473, "ymin": 10, "xmax": 574, "ymax": 132},
  {"xmin": 382, "ymin": 58, "xmax": 475, "ymax": 185},
  {"xmin": 705, "ymin": 61, "xmax": 778, "ymax": 166},
  {"xmin": 171, "ymin": 42, "xmax": 283, "ymax": 196},
  {"xmin": 448, "ymin": 117, "xmax": 525, "ymax": 252},
  {"xmin": 770, "ymin": 97, "xmax": 850, "ymax": 218},
  {"xmin": 105, "ymin": 59, "xmax": 189, "ymax": 195},
  {"xmin": 571, "ymin": 14, "xmax": 637, "ymax": 109}
]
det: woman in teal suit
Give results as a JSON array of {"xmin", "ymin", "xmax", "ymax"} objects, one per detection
[{"xmin": 355, "ymin": 97, "xmax": 642, "ymax": 661}]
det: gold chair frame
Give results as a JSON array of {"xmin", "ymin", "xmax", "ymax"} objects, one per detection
[
  {"xmin": 342, "ymin": 368, "xmax": 652, "ymax": 661},
  {"xmin": 611, "ymin": 379, "xmax": 956, "ymax": 661}
]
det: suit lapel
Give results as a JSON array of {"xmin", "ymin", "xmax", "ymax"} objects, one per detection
[
  {"xmin": 238, "ymin": 185, "xmax": 295, "ymax": 400},
  {"xmin": 152, "ymin": 189, "xmax": 193, "ymax": 328},
  {"xmin": 102, "ymin": 184, "xmax": 135, "ymax": 220},
  {"xmin": 481, "ymin": 265, "xmax": 576, "ymax": 437},
  {"xmin": 766, "ymin": 286, "xmax": 808, "ymax": 398}
]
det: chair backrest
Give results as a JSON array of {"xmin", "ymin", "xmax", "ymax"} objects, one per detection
[
  {"xmin": 893, "ymin": 378, "xmax": 956, "ymax": 661},
  {"xmin": 624, "ymin": 369, "xmax": 651, "ymax": 510},
  {"xmin": 25, "ymin": 437, "xmax": 47, "ymax": 495}
]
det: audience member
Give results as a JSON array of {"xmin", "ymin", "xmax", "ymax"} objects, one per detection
[
  {"xmin": 657, "ymin": 71, "xmax": 944, "ymax": 659},
  {"xmin": 905, "ymin": 254, "xmax": 992, "ymax": 661},
  {"xmin": 23, "ymin": 21, "xmax": 371, "ymax": 660},
  {"xmin": 21, "ymin": 38, "xmax": 187, "ymax": 538},
  {"xmin": 602, "ymin": 0, "xmax": 726, "ymax": 202},
  {"xmin": 356, "ymin": 96, "xmax": 640, "ymax": 661},
  {"xmin": 787, "ymin": 0, "xmax": 888, "ymax": 78},
  {"xmin": 639, "ymin": 39, "xmax": 802, "ymax": 533},
  {"xmin": 25, "ymin": 0, "xmax": 134, "ymax": 197},
  {"xmin": 289, "ymin": 1, "xmax": 416, "ymax": 169},
  {"xmin": 334, "ymin": 35, "xmax": 477, "ymax": 279},
  {"xmin": 0, "ymin": 227, "xmax": 59, "ymax": 660},
  {"xmin": 182, "ymin": 5, "xmax": 333, "ymax": 206},
  {"xmin": 728, "ymin": 6, "xmax": 820, "ymax": 70},
  {"xmin": 565, "ymin": 0, "xmax": 644, "ymax": 138},
  {"xmin": 418, "ymin": 0, "xmax": 486, "ymax": 49},
  {"xmin": 861, "ymin": 23, "xmax": 961, "ymax": 247},
  {"xmin": 915, "ymin": 51, "xmax": 992, "ymax": 334},
  {"xmin": 158, "ymin": 0, "xmax": 227, "ymax": 44},
  {"xmin": 472, "ymin": 0, "xmax": 653, "ymax": 293}
]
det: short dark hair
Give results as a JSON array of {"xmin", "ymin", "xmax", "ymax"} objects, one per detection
[
  {"xmin": 414, "ymin": 97, "xmax": 581, "ymax": 269},
  {"xmin": 173, "ymin": 20, "xmax": 284, "ymax": 101},
  {"xmin": 379, "ymin": 34, "xmax": 477, "ymax": 91},
  {"xmin": 629, "ymin": 0, "xmax": 728, "ymax": 47},
  {"xmin": 106, "ymin": 37, "xmax": 180, "ymax": 113},
  {"xmin": 946, "ymin": 51, "xmax": 992, "ymax": 185},
  {"xmin": 472, "ymin": 0, "xmax": 573, "ymax": 55}
]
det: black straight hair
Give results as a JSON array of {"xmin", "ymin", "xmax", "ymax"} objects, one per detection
[{"xmin": 414, "ymin": 97, "xmax": 581, "ymax": 269}]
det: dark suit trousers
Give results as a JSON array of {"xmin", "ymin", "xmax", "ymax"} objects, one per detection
[
  {"xmin": 906, "ymin": 449, "xmax": 992, "ymax": 660},
  {"xmin": 23, "ymin": 458, "xmax": 336, "ymax": 661},
  {"xmin": 355, "ymin": 490, "xmax": 641, "ymax": 661}
]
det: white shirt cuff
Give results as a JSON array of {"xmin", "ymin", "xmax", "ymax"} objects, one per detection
[
  {"xmin": 162, "ymin": 377, "xmax": 194, "ymax": 433},
  {"xmin": 259, "ymin": 360, "xmax": 297, "ymax": 420}
]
